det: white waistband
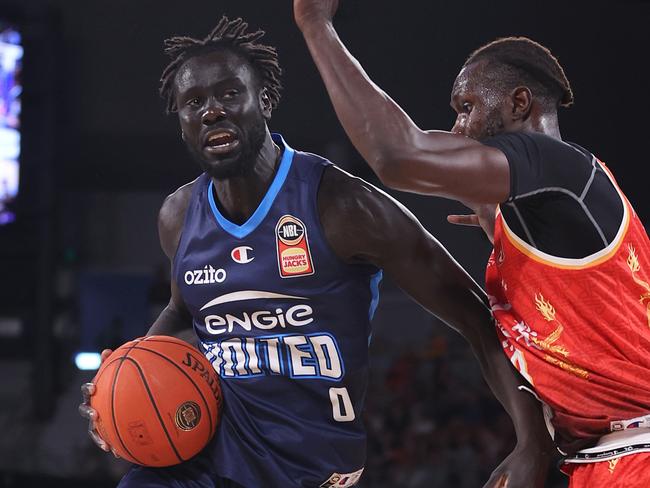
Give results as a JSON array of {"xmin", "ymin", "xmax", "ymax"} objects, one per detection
[{"xmin": 564, "ymin": 428, "xmax": 650, "ymax": 464}]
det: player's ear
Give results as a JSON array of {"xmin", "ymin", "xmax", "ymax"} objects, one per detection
[
  {"xmin": 259, "ymin": 88, "xmax": 272, "ymax": 120},
  {"xmin": 510, "ymin": 86, "xmax": 533, "ymax": 120}
]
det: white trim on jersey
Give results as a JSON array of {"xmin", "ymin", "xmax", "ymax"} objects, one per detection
[{"xmin": 200, "ymin": 290, "xmax": 308, "ymax": 311}]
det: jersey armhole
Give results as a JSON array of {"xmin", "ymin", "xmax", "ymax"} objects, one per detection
[{"xmin": 498, "ymin": 158, "xmax": 631, "ymax": 269}]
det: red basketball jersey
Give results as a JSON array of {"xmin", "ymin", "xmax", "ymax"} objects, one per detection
[{"xmin": 486, "ymin": 161, "xmax": 650, "ymax": 446}]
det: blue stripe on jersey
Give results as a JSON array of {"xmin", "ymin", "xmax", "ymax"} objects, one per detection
[
  {"xmin": 368, "ymin": 270, "xmax": 383, "ymax": 320},
  {"xmin": 207, "ymin": 135, "xmax": 295, "ymax": 239}
]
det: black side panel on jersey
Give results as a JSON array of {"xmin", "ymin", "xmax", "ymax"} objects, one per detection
[{"xmin": 482, "ymin": 132, "xmax": 624, "ymax": 259}]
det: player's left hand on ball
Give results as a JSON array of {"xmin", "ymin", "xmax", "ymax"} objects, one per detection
[
  {"xmin": 293, "ymin": 0, "xmax": 340, "ymax": 30},
  {"xmin": 482, "ymin": 441, "xmax": 551, "ymax": 488},
  {"xmin": 78, "ymin": 349, "xmax": 120, "ymax": 457}
]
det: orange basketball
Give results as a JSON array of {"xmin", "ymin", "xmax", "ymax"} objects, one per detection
[{"xmin": 90, "ymin": 335, "xmax": 222, "ymax": 467}]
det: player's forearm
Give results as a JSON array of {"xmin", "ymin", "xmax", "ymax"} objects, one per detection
[
  {"xmin": 444, "ymin": 291, "xmax": 552, "ymax": 449},
  {"xmin": 299, "ymin": 21, "xmax": 423, "ymax": 180},
  {"xmin": 471, "ymin": 322, "xmax": 553, "ymax": 449},
  {"xmin": 421, "ymin": 256, "xmax": 552, "ymax": 449}
]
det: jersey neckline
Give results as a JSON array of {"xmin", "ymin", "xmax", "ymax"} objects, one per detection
[{"xmin": 207, "ymin": 133, "xmax": 295, "ymax": 239}]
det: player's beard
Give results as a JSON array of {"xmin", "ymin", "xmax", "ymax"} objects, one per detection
[{"xmin": 187, "ymin": 115, "xmax": 267, "ymax": 180}]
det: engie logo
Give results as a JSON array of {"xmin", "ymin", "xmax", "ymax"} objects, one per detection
[
  {"xmin": 231, "ymin": 246, "xmax": 254, "ymax": 264},
  {"xmin": 275, "ymin": 215, "xmax": 314, "ymax": 278},
  {"xmin": 200, "ymin": 290, "xmax": 313, "ymax": 335},
  {"xmin": 184, "ymin": 265, "xmax": 227, "ymax": 285}
]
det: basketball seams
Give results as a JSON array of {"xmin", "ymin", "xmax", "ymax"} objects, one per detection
[
  {"xmin": 92, "ymin": 337, "xmax": 144, "ymax": 385},
  {"xmin": 129, "ymin": 345, "xmax": 216, "ymax": 444},
  {"xmin": 122, "ymin": 357, "xmax": 185, "ymax": 464},
  {"xmin": 110, "ymin": 339, "xmax": 147, "ymax": 465}
]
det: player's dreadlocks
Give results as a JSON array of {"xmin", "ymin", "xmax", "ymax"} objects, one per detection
[
  {"xmin": 159, "ymin": 16, "xmax": 282, "ymax": 113},
  {"xmin": 465, "ymin": 37, "xmax": 574, "ymax": 111}
]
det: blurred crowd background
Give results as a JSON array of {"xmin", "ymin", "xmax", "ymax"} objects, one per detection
[{"xmin": 1, "ymin": 0, "xmax": 649, "ymax": 486}]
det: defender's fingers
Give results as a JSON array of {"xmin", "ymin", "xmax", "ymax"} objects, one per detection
[
  {"xmin": 447, "ymin": 214, "xmax": 481, "ymax": 226},
  {"xmin": 100, "ymin": 349, "xmax": 113, "ymax": 362}
]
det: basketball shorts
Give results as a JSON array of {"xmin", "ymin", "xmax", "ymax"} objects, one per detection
[
  {"xmin": 563, "ymin": 452, "xmax": 650, "ymax": 488},
  {"xmin": 117, "ymin": 453, "xmax": 245, "ymax": 488}
]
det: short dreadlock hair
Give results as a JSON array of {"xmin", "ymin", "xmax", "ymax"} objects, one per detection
[
  {"xmin": 464, "ymin": 37, "xmax": 574, "ymax": 111},
  {"xmin": 159, "ymin": 16, "xmax": 282, "ymax": 113}
]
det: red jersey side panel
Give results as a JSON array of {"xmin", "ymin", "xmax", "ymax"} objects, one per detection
[{"xmin": 486, "ymin": 161, "xmax": 650, "ymax": 445}]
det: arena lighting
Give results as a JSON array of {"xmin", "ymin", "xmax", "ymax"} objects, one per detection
[{"xmin": 75, "ymin": 352, "xmax": 102, "ymax": 371}]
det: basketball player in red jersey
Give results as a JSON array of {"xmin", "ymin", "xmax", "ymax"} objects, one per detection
[{"xmin": 295, "ymin": 1, "xmax": 650, "ymax": 486}]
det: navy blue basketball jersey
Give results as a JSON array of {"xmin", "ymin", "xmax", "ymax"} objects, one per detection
[{"xmin": 173, "ymin": 134, "xmax": 382, "ymax": 488}]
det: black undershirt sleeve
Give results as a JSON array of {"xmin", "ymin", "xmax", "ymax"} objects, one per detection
[{"xmin": 481, "ymin": 132, "xmax": 624, "ymax": 259}]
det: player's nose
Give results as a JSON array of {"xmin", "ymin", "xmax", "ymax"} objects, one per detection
[
  {"xmin": 450, "ymin": 117, "xmax": 465, "ymax": 136},
  {"xmin": 201, "ymin": 103, "xmax": 227, "ymax": 126}
]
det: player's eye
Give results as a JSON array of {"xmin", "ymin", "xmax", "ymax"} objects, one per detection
[
  {"xmin": 462, "ymin": 102, "xmax": 473, "ymax": 113},
  {"xmin": 223, "ymin": 89, "xmax": 239, "ymax": 100},
  {"xmin": 187, "ymin": 97, "xmax": 202, "ymax": 107}
]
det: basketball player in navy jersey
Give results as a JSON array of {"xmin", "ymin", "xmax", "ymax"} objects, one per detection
[{"xmin": 80, "ymin": 17, "xmax": 554, "ymax": 488}]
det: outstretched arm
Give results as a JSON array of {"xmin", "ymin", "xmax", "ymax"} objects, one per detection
[
  {"xmin": 319, "ymin": 167, "xmax": 553, "ymax": 487},
  {"xmin": 294, "ymin": 0, "xmax": 509, "ymax": 203}
]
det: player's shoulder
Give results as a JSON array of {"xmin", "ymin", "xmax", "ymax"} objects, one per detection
[
  {"xmin": 484, "ymin": 131, "xmax": 592, "ymax": 160},
  {"xmin": 319, "ymin": 164, "xmax": 385, "ymax": 215},
  {"xmin": 160, "ymin": 177, "xmax": 198, "ymax": 225},
  {"xmin": 318, "ymin": 164, "xmax": 412, "ymax": 233},
  {"xmin": 158, "ymin": 176, "xmax": 201, "ymax": 259}
]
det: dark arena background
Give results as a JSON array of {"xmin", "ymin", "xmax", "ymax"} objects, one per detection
[{"xmin": 0, "ymin": 0, "xmax": 649, "ymax": 487}]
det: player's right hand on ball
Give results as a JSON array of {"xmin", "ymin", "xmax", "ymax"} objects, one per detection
[{"xmin": 78, "ymin": 349, "xmax": 116, "ymax": 454}]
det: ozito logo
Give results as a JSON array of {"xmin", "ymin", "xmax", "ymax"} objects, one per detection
[{"xmin": 184, "ymin": 265, "xmax": 227, "ymax": 285}]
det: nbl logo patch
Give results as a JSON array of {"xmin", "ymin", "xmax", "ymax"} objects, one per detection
[{"xmin": 275, "ymin": 215, "xmax": 315, "ymax": 278}]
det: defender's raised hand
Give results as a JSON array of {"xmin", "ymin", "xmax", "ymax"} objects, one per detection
[{"xmin": 294, "ymin": 0, "xmax": 340, "ymax": 31}]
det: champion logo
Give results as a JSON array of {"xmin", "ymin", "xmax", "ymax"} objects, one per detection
[{"xmin": 231, "ymin": 246, "xmax": 254, "ymax": 264}]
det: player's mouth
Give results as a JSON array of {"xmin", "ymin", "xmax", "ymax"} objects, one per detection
[{"xmin": 203, "ymin": 129, "xmax": 241, "ymax": 156}]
